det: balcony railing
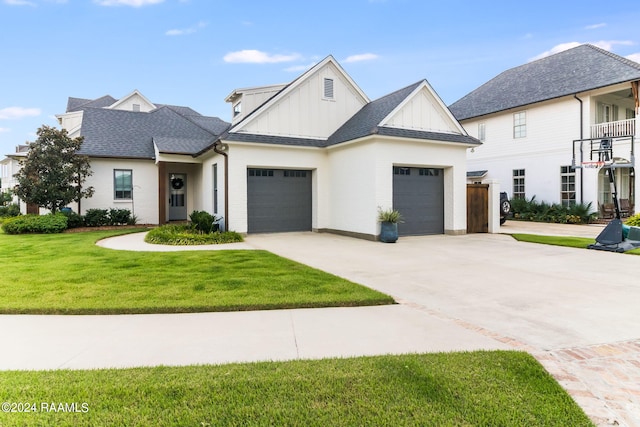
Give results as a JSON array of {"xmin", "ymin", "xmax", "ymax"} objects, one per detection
[{"xmin": 591, "ymin": 118, "xmax": 636, "ymax": 138}]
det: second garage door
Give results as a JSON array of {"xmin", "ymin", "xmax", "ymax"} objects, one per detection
[
  {"xmin": 392, "ymin": 166, "xmax": 444, "ymax": 236},
  {"xmin": 247, "ymin": 168, "xmax": 312, "ymax": 233}
]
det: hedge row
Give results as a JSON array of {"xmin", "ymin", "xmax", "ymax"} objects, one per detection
[
  {"xmin": 2, "ymin": 214, "xmax": 68, "ymax": 234},
  {"xmin": 510, "ymin": 196, "xmax": 596, "ymax": 224},
  {"xmin": 1, "ymin": 208, "xmax": 136, "ymax": 234}
]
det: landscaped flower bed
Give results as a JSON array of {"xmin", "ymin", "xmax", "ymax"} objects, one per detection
[{"xmin": 144, "ymin": 224, "xmax": 243, "ymax": 245}]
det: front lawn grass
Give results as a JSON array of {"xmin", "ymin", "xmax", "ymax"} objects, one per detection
[
  {"xmin": 0, "ymin": 230, "xmax": 393, "ymax": 314},
  {"xmin": 511, "ymin": 233, "xmax": 640, "ymax": 254},
  {"xmin": 0, "ymin": 351, "xmax": 593, "ymax": 427}
]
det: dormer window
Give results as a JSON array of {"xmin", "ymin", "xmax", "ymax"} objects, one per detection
[
  {"xmin": 233, "ymin": 102, "xmax": 242, "ymax": 117},
  {"xmin": 132, "ymin": 104, "xmax": 140, "ymax": 112},
  {"xmin": 323, "ymin": 78, "xmax": 334, "ymax": 99}
]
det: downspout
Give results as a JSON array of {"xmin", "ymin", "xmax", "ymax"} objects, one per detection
[
  {"xmin": 213, "ymin": 141, "xmax": 229, "ymax": 230},
  {"xmin": 574, "ymin": 94, "xmax": 584, "ymax": 203}
]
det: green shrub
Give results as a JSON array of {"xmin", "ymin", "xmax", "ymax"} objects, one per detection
[
  {"xmin": 108, "ymin": 208, "xmax": 132, "ymax": 225},
  {"xmin": 189, "ymin": 210, "xmax": 219, "ymax": 233},
  {"xmin": 625, "ymin": 213, "xmax": 640, "ymax": 227},
  {"xmin": 2, "ymin": 214, "xmax": 68, "ymax": 234},
  {"xmin": 145, "ymin": 224, "xmax": 243, "ymax": 245},
  {"xmin": 0, "ymin": 203, "xmax": 20, "ymax": 218},
  {"xmin": 377, "ymin": 207, "xmax": 403, "ymax": 223},
  {"xmin": 127, "ymin": 214, "xmax": 139, "ymax": 226},
  {"xmin": 61, "ymin": 210, "xmax": 84, "ymax": 228},
  {"xmin": 510, "ymin": 196, "xmax": 595, "ymax": 224},
  {"xmin": 84, "ymin": 209, "xmax": 110, "ymax": 227}
]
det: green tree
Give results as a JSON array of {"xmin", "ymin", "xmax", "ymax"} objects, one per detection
[
  {"xmin": 0, "ymin": 189, "xmax": 12, "ymax": 206},
  {"xmin": 14, "ymin": 126, "xmax": 94, "ymax": 213}
]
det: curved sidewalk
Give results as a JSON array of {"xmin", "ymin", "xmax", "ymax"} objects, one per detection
[{"xmin": 96, "ymin": 231, "xmax": 257, "ymax": 251}]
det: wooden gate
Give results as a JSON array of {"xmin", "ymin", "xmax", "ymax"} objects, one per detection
[{"xmin": 467, "ymin": 184, "xmax": 489, "ymax": 233}]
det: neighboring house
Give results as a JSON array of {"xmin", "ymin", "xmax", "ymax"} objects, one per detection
[
  {"xmin": 450, "ymin": 44, "xmax": 640, "ymax": 217},
  {"xmin": 1, "ymin": 145, "xmax": 28, "ymax": 208},
  {"xmin": 9, "ymin": 55, "xmax": 480, "ymax": 239}
]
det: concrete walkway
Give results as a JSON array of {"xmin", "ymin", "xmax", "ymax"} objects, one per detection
[{"xmin": 3, "ymin": 221, "xmax": 639, "ymax": 426}]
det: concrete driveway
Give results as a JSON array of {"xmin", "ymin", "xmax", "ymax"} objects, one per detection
[
  {"xmin": 247, "ymin": 225, "xmax": 639, "ymax": 350},
  {"xmin": 246, "ymin": 224, "xmax": 640, "ymax": 426}
]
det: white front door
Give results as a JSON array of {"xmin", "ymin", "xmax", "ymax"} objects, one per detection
[{"xmin": 169, "ymin": 173, "xmax": 187, "ymax": 220}]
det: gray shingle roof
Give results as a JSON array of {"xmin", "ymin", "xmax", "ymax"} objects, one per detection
[
  {"xmin": 223, "ymin": 132, "xmax": 324, "ymax": 147},
  {"xmin": 449, "ymin": 44, "xmax": 640, "ymax": 121},
  {"xmin": 67, "ymin": 95, "xmax": 117, "ymax": 112},
  {"xmin": 77, "ymin": 106, "xmax": 228, "ymax": 159},
  {"xmin": 223, "ymin": 80, "xmax": 480, "ymax": 148},
  {"xmin": 375, "ymin": 127, "xmax": 481, "ymax": 145},
  {"xmin": 467, "ymin": 170, "xmax": 488, "ymax": 179}
]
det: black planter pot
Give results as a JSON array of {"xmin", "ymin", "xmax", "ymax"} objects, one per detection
[{"xmin": 379, "ymin": 221, "xmax": 398, "ymax": 243}]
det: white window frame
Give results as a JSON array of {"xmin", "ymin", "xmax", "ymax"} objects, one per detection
[
  {"xmin": 513, "ymin": 169, "xmax": 525, "ymax": 199},
  {"xmin": 560, "ymin": 166, "xmax": 576, "ymax": 207},
  {"xmin": 114, "ymin": 169, "xmax": 133, "ymax": 200},
  {"xmin": 478, "ymin": 123, "xmax": 486, "ymax": 141},
  {"xmin": 513, "ymin": 112, "xmax": 526, "ymax": 139}
]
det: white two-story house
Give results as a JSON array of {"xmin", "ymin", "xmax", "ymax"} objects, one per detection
[
  {"xmin": 7, "ymin": 55, "xmax": 480, "ymax": 238},
  {"xmin": 450, "ymin": 44, "xmax": 640, "ymax": 217}
]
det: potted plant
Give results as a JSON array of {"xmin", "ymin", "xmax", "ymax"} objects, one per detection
[{"xmin": 378, "ymin": 207, "xmax": 403, "ymax": 243}]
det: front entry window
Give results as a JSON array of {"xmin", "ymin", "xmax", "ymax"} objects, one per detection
[{"xmin": 169, "ymin": 173, "xmax": 187, "ymax": 220}]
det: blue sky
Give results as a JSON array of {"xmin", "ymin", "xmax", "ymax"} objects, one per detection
[{"xmin": 1, "ymin": 0, "xmax": 640, "ymax": 154}]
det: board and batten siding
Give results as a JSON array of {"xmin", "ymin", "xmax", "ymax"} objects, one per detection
[
  {"xmin": 385, "ymin": 88, "xmax": 461, "ymax": 134},
  {"xmin": 237, "ymin": 62, "xmax": 367, "ymax": 139}
]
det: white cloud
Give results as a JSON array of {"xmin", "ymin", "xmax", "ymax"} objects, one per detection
[
  {"xmin": 3, "ymin": 0, "xmax": 36, "ymax": 6},
  {"xmin": 223, "ymin": 50, "xmax": 301, "ymax": 64},
  {"xmin": 627, "ymin": 53, "xmax": 640, "ymax": 64},
  {"xmin": 94, "ymin": 0, "xmax": 164, "ymax": 7},
  {"xmin": 0, "ymin": 127, "xmax": 10, "ymax": 133},
  {"xmin": 165, "ymin": 21, "xmax": 207, "ymax": 36},
  {"xmin": 529, "ymin": 42, "xmax": 582, "ymax": 61},
  {"xmin": 3, "ymin": 0, "xmax": 67, "ymax": 5},
  {"xmin": 530, "ymin": 40, "xmax": 635, "ymax": 61},
  {"xmin": 591, "ymin": 40, "xmax": 634, "ymax": 51},
  {"xmin": 0, "ymin": 107, "xmax": 41, "ymax": 120},
  {"xmin": 343, "ymin": 53, "xmax": 379, "ymax": 63},
  {"xmin": 585, "ymin": 23, "xmax": 606, "ymax": 30}
]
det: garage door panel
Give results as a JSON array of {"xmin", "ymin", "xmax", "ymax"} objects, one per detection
[
  {"xmin": 393, "ymin": 167, "xmax": 444, "ymax": 236},
  {"xmin": 247, "ymin": 169, "xmax": 312, "ymax": 233}
]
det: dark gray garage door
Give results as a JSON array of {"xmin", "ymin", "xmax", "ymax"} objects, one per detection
[
  {"xmin": 247, "ymin": 168, "xmax": 312, "ymax": 233},
  {"xmin": 392, "ymin": 166, "xmax": 444, "ymax": 235}
]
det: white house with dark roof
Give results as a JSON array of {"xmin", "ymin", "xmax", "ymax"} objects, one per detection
[
  {"xmin": 450, "ymin": 44, "xmax": 640, "ymax": 218},
  {"xmin": 8, "ymin": 56, "xmax": 480, "ymax": 239}
]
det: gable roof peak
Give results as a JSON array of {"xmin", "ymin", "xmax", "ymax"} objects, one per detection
[
  {"xmin": 108, "ymin": 89, "xmax": 156, "ymax": 111},
  {"xmin": 229, "ymin": 54, "xmax": 370, "ymax": 133}
]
